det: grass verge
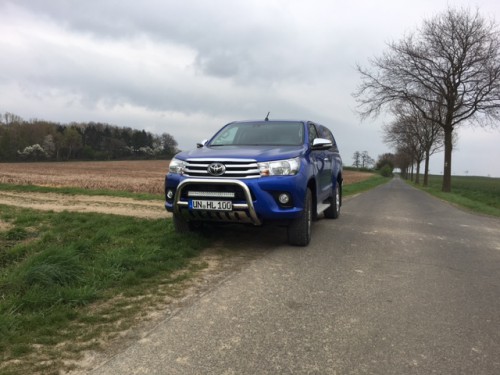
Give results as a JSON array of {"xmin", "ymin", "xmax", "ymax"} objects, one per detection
[
  {"xmin": 0, "ymin": 205, "xmax": 210, "ymax": 375},
  {"xmin": 343, "ymin": 174, "xmax": 390, "ymax": 196},
  {"xmin": 409, "ymin": 175, "xmax": 500, "ymax": 217}
]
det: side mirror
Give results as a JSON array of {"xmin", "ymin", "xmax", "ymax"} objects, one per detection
[
  {"xmin": 311, "ymin": 138, "xmax": 333, "ymax": 150},
  {"xmin": 196, "ymin": 139, "xmax": 208, "ymax": 148}
]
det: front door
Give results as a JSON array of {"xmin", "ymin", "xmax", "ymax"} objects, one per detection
[{"xmin": 308, "ymin": 123, "xmax": 333, "ymax": 203}]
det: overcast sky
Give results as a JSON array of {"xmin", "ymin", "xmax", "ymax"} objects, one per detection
[{"xmin": 1, "ymin": 0, "xmax": 499, "ymax": 177}]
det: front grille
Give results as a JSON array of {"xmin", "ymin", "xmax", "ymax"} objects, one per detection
[{"xmin": 184, "ymin": 159, "xmax": 260, "ymax": 178}]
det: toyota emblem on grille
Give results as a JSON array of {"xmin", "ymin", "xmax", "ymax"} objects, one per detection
[{"xmin": 208, "ymin": 162, "xmax": 226, "ymax": 176}]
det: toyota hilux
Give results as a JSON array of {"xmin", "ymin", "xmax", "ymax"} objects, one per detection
[{"xmin": 165, "ymin": 119, "xmax": 343, "ymax": 246}]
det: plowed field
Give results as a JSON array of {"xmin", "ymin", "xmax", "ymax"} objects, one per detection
[{"xmin": 0, "ymin": 161, "xmax": 372, "ymax": 218}]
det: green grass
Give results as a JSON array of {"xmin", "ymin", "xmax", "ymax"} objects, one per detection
[
  {"xmin": 0, "ymin": 183, "xmax": 162, "ymax": 201},
  {"xmin": 411, "ymin": 175, "xmax": 500, "ymax": 217},
  {"xmin": 343, "ymin": 174, "xmax": 390, "ymax": 196},
  {"xmin": 0, "ymin": 205, "xmax": 210, "ymax": 374}
]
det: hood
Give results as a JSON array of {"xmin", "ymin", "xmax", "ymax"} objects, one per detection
[{"xmin": 176, "ymin": 145, "xmax": 306, "ymax": 162}]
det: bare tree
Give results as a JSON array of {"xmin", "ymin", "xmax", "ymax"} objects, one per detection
[
  {"xmin": 385, "ymin": 103, "xmax": 444, "ymax": 186},
  {"xmin": 62, "ymin": 127, "xmax": 83, "ymax": 160},
  {"xmin": 361, "ymin": 151, "xmax": 375, "ymax": 169},
  {"xmin": 375, "ymin": 153, "xmax": 395, "ymax": 170},
  {"xmin": 384, "ymin": 117, "xmax": 424, "ymax": 183},
  {"xmin": 159, "ymin": 133, "xmax": 179, "ymax": 157},
  {"xmin": 410, "ymin": 108, "xmax": 445, "ymax": 187},
  {"xmin": 352, "ymin": 151, "xmax": 361, "ymax": 168},
  {"xmin": 393, "ymin": 147, "xmax": 414, "ymax": 179},
  {"xmin": 1, "ymin": 112, "xmax": 23, "ymax": 125},
  {"xmin": 354, "ymin": 7, "xmax": 500, "ymax": 192}
]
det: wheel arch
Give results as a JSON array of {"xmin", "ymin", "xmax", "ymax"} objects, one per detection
[
  {"xmin": 336, "ymin": 172, "xmax": 343, "ymax": 207},
  {"xmin": 307, "ymin": 177, "xmax": 319, "ymax": 219}
]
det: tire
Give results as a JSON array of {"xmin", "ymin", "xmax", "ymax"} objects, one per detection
[
  {"xmin": 173, "ymin": 213, "xmax": 201, "ymax": 233},
  {"xmin": 324, "ymin": 182, "xmax": 340, "ymax": 219},
  {"xmin": 287, "ymin": 188, "xmax": 312, "ymax": 246}
]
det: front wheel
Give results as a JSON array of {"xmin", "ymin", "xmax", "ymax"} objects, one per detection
[
  {"xmin": 287, "ymin": 188, "xmax": 312, "ymax": 246},
  {"xmin": 173, "ymin": 213, "xmax": 201, "ymax": 233}
]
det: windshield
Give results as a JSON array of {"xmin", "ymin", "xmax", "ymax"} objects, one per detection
[{"xmin": 210, "ymin": 122, "xmax": 304, "ymax": 146}]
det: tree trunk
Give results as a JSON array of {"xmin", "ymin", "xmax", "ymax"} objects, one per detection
[
  {"xmin": 415, "ymin": 161, "xmax": 421, "ymax": 185},
  {"xmin": 423, "ymin": 150, "xmax": 430, "ymax": 187},
  {"xmin": 442, "ymin": 127, "xmax": 453, "ymax": 192}
]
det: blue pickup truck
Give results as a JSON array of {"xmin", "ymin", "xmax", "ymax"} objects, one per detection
[{"xmin": 165, "ymin": 119, "xmax": 343, "ymax": 246}]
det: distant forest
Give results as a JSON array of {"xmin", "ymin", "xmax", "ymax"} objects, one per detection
[{"xmin": 0, "ymin": 112, "xmax": 179, "ymax": 162}]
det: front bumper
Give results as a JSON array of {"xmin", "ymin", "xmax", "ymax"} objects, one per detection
[
  {"xmin": 165, "ymin": 175, "xmax": 306, "ymax": 225},
  {"xmin": 171, "ymin": 178, "xmax": 261, "ymax": 225}
]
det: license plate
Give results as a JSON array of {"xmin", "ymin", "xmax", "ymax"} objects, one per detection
[{"xmin": 189, "ymin": 199, "xmax": 232, "ymax": 211}]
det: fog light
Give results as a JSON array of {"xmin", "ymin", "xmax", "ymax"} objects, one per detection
[
  {"xmin": 166, "ymin": 190, "xmax": 174, "ymax": 199},
  {"xmin": 278, "ymin": 193, "xmax": 290, "ymax": 204}
]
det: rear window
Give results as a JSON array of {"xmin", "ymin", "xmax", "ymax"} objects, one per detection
[{"xmin": 210, "ymin": 122, "xmax": 304, "ymax": 146}]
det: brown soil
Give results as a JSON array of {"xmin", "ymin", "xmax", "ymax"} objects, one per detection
[
  {"xmin": 0, "ymin": 161, "xmax": 372, "ymax": 218},
  {"xmin": 0, "ymin": 160, "xmax": 169, "ymax": 194}
]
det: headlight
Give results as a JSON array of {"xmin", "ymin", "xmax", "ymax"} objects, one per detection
[
  {"xmin": 258, "ymin": 157, "xmax": 300, "ymax": 176},
  {"xmin": 169, "ymin": 157, "xmax": 186, "ymax": 175}
]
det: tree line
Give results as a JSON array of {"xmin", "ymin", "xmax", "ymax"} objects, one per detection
[
  {"xmin": 351, "ymin": 151, "xmax": 395, "ymax": 178},
  {"xmin": 0, "ymin": 112, "xmax": 179, "ymax": 162},
  {"xmin": 354, "ymin": 7, "xmax": 500, "ymax": 192},
  {"xmin": 351, "ymin": 151, "xmax": 375, "ymax": 170},
  {"xmin": 382, "ymin": 104, "xmax": 446, "ymax": 186}
]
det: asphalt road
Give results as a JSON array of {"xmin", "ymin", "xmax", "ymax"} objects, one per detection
[{"xmin": 88, "ymin": 177, "xmax": 500, "ymax": 374}]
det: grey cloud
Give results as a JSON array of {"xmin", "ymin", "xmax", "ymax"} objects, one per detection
[
  {"xmin": 195, "ymin": 49, "xmax": 246, "ymax": 79},
  {"xmin": 2, "ymin": 0, "xmax": 500, "ymax": 176},
  {"xmin": 9, "ymin": 0, "xmax": 329, "ymax": 85}
]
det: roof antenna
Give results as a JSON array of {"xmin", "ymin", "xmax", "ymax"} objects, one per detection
[{"xmin": 265, "ymin": 112, "xmax": 270, "ymax": 121}]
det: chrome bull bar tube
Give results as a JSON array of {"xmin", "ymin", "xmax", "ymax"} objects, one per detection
[{"xmin": 173, "ymin": 178, "xmax": 262, "ymax": 226}]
